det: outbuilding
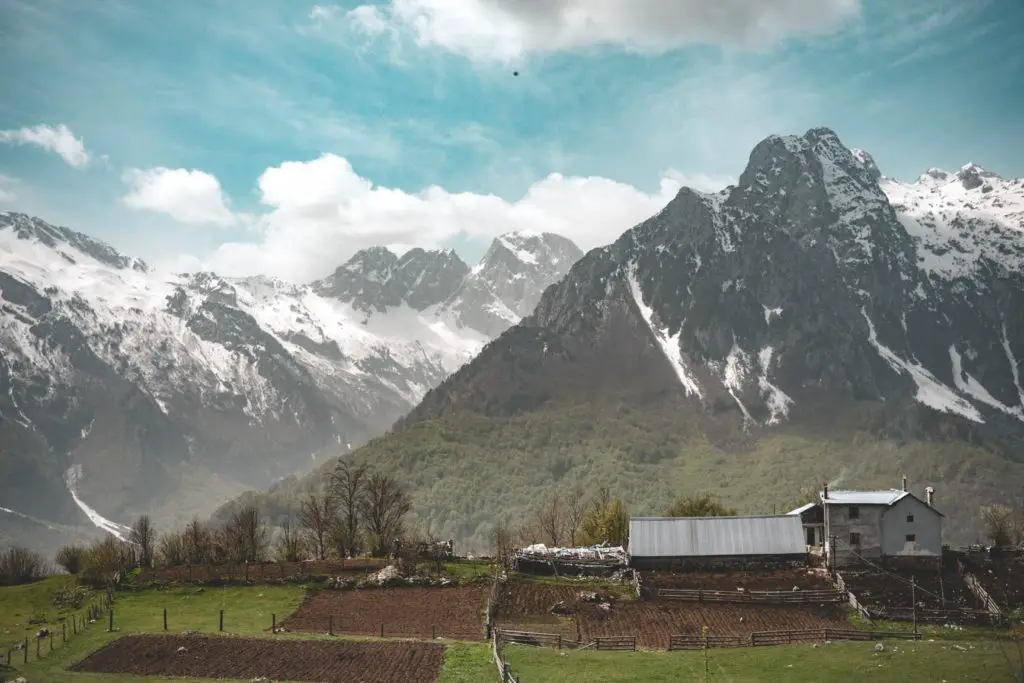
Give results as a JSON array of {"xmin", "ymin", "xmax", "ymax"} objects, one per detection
[{"xmin": 627, "ymin": 515, "xmax": 807, "ymax": 571}]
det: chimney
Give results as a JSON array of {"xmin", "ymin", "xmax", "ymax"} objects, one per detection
[
  {"xmin": 823, "ymin": 483, "xmax": 829, "ymax": 500},
  {"xmin": 902, "ymin": 475, "xmax": 907, "ymax": 492},
  {"xmin": 925, "ymin": 486, "xmax": 935, "ymax": 507}
]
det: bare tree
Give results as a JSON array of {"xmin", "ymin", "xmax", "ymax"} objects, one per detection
[
  {"xmin": 566, "ymin": 484, "xmax": 588, "ymax": 547},
  {"xmin": 158, "ymin": 531, "xmax": 187, "ymax": 567},
  {"xmin": 982, "ymin": 504, "xmax": 1017, "ymax": 548},
  {"xmin": 299, "ymin": 490, "xmax": 337, "ymax": 560},
  {"xmin": 359, "ymin": 472, "xmax": 411, "ymax": 556},
  {"xmin": 329, "ymin": 460, "xmax": 370, "ymax": 557},
  {"xmin": 224, "ymin": 505, "xmax": 267, "ymax": 563},
  {"xmin": 536, "ymin": 491, "xmax": 566, "ymax": 546},
  {"xmin": 183, "ymin": 517, "xmax": 212, "ymax": 565},
  {"xmin": 276, "ymin": 516, "xmax": 304, "ymax": 562},
  {"xmin": 129, "ymin": 515, "xmax": 156, "ymax": 568},
  {"xmin": 490, "ymin": 518, "xmax": 515, "ymax": 570}
]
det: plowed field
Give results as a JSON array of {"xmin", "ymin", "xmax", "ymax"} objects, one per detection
[
  {"xmin": 71, "ymin": 634, "xmax": 445, "ymax": 683},
  {"xmin": 641, "ymin": 568, "xmax": 833, "ymax": 593},
  {"xmin": 282, "ymin": 585, "xmax": 488, "ymax": 641},
  {"xmin": 577, "ymin": 601, "xmax": 848, "ymax": 649}
]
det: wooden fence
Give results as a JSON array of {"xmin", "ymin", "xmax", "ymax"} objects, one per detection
[
  {"xmin": 869, "ymin": 606, "xmax": 1001, "ymax": 625},
  {"xmin": 485, "ymin": 574, "xmax": 502, "ymax": 638},
  {"xmin": 833, "ymin": 572, "xmax": 871, "ymax": 620},
  {"xmin": 2, "ymin": 597, "xmax": 113, "ymax": 670},
  {"xmin": 668, "ymin": 628, "xmax": 923, "ymax": 650},
  {"xmin": 492, "ymin": 631, "xmax": 522, "ymax": 683},
  {"xmin": 655, "ymin": 588, "xmax": 847, "ymax": 604},
  {"xmin": 495, "ymin": 629, "xmax": 582, "ymax": 649},
  {"xmin": 594, "ymin": 636, "xmax": 636, "ymax": 652}
]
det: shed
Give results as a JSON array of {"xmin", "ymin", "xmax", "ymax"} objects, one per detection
[
  {"xmin": 628, "ymin": 515, "xmax": 807, "ymax": 570},
  {"xmin": 787, "ymin": 502, "xmax": 825, "ymax": 547}
]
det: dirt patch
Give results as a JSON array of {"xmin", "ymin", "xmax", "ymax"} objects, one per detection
[
  {"xmin": 840, "ymin": 568, "xmax": 984, "ymax": 611},
  {"xmin": 640, "ymin": 568, "xmax": 833, "ymax": 594},
  {"xmin": 281, "ymin": 585, "xmax": 488, "ymax": 641},
  {"xmin": 71, "ymin": 634, "xmax": 445, "ymax": 683},
  {"xmin": 961, "ymin": 552, "xmax": 1024, "ymax": 609},
  {"xmin": 138, "ymin": 559, "xmax": 386, "ymax": 583},
  {"xmin": 578, "ymin": 601, "xmax": 848, "ymax": 649}
]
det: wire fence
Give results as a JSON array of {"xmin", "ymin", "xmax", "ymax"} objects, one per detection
[{"xmin": 1, "ymin": 593, "xmax": 113, "ymax": 669}]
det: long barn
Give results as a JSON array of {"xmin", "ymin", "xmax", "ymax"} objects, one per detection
[{"xmin": 628, "ymin": 515, "xmax": 808, "ymax": 570}]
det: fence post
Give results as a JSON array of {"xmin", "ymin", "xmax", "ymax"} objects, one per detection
[
  {"xmin": 73, "ymin": 615, "xmax": 77, "ymax": 635},
  {"xmin": 380, "ymin": 623, "xmax": 384, "ymax": 638},
  {"xmin": 50, "ymin": 631, "xmax": 53, "ymax": 651},
  {"xmin": 329, "ymin": 615, "xmax": 333, "ymax": 636},
  {"xmin": 24, "ymin": 638, "xmax": 28, "ymax": 664},
  {"xmin": 108, "ymin": 609, "xmax": 114, "ymax": 632},
  {"xmin": 164, "ymin": 608, "xmax": 168, "ymax": 631},
  {"xmin": 272, "ymin": 614, "xmax": 276, "ymax": 633},
  {"xmin": 432, "ymin": 625, "xmax": 436, "ymax": 639},
  {"xmin": 36, "ymin": 637, "xmax": 40, "ymax": 658},
  {"xmin": 219, "ymin": 610, "xmax": 224, "ymax": 632},
  {"xmin": 62, "ymin": 622, "xmax": 66, "ymax": 642}
]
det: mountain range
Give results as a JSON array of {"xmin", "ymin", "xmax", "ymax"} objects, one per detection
[
  {"xmin": 0, "ymin": 212, "xmax": 582, "ymax": 554},
  {"xmin": 226, "ymin": 127, "xmax": 1024, "ymax": 552}
]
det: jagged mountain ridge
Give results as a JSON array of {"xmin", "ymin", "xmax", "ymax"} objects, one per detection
[
  {"xmin": 359, "ymin": 127, "xmax": 1023, "ymax": 547},
  {"xmin": 0, "ymin": 212, "xmax": 582, "ymax": 551},
  {"xmin": 407, "ymin": 129, "xmax": 1024, "ymax": 435}
]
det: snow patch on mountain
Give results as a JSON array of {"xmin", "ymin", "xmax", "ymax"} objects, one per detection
[
  {"xmin": 862, "ymin": 309, "xmax": 983, "ymax": 423},
  {"xmin": 626, "ymin": 267, "xmax": 702, "ymax": 398},
  {"xmin": 949, "ymin": 344, "xmax": 1024, "ymax": 422},
  {"xmin": 881, "ymin": 164, "xmax": 1024, "ymax": 279},
  {"xmin": 758, "ymin": 346, "xmax": 793, "ymax": 425},
  {"xmin": 65, "ymin": 465, "xmax": 131, "ymax": 540}
]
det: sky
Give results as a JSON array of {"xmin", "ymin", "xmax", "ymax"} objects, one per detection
[{"xmin": 0, "ymin": 0, "xmax": 1021, "ymax": 283}]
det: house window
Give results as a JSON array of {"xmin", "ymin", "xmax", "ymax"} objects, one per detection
[
  {"xmin": 850, "ymin": 532, "xmax": 861, "ymax": 546},
  {"xmin": 906, "ymin": 514, "xmax": 914, "ymax": 523},
  {"xmin": 906, "ymin": 534, "xmax": 916, "ymax": 543},
  {"xmin": 849, "ymin": 506, "xmax": 860, "ymax": 519}
]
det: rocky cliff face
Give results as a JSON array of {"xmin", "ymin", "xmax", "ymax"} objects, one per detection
[
  {"xmin": 406, "ymin": 129, "xmax": 1024, "ymax": 446},
  {"xmin": 0, "ymin": 212, "xmax": 582, "ymax": 550}
]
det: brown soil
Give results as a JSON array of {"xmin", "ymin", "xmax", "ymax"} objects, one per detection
[
  {"xmin": 640, "ymin": 568, "xmax": 833, "ymax": 593},
  {"xmin": 281, "ymin": 585, "xmax": 488, "ymax": 641},
  {"xmin": 70, "ymin": 634, "xmax": 445, "ymax": 683}
]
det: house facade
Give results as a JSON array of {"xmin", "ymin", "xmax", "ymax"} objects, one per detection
[
  {"xmin": 821, "ymin": 480, "xmax": 942, "ymax": 567},
  {"xmin": 787, "ymin": 502, "xmax": 825, "ymax": 547}
]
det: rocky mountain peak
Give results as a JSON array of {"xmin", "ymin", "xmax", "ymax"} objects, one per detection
[
  {"xmin": 312, "ymin": 245, "xmax": 469, "ymax": 315},
  {"xmin": 1, "ymin": 211, "xmax": 148, "ymax": 272}
]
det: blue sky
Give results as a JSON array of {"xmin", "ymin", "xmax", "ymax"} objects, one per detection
[{"xmin": 0, "ymin": 0, "xmax": 1021, "ymax": 282}]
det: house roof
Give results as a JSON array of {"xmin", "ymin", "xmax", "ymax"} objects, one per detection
[
  {"xmin": 820, "ymin": 489, "xmax": 944, "ymax": 516},
  {"xmin": 628, "ymin": 515, "xmax": 806, "ymax": 558},
  {"xmin": 787, "ymin": 503, "xmax": 818, "ymax": 515},
  {"xmin": 820, "ymin": 490, "xmax": 909, "ymax": 506}
]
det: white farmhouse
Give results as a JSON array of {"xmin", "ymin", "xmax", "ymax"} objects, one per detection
[{"xmin": 820, "ymin": 477, "xmax": 943, "ymax": 568}]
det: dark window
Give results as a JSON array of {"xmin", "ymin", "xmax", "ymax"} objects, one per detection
[
  {"xmin": 849, "ymin": 506, "xmax": 860, "ymax": 519},
  {"xmin": 906, "ymin": 514, "xmax": 914, "ymax": 523},
  {"xmin": 906, "ymin": 534, "xmax": 916, "ymax": 542},
  {"xmin": 850, "ymin": 532, "xmax": 861, "ymax": 545}
]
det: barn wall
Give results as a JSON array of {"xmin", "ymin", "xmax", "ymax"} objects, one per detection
[
  {"xmin": 880, "ymin": 496, "xmax": 942, "ymax": 557},
  {"xmin": 824, "ymin": 504, "xmax": 885, "ymax": 566},
  {"xmin": 629, "ymin": 554, "xmax": 807, "ymax": 571}
]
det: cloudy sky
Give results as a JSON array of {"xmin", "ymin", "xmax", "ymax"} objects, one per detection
[{"xmin": 0, "ymin": 0, "xmax": 1020, "ymax": 282}]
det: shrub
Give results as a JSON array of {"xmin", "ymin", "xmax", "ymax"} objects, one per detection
[
  {"xmin": 80, "ymin": 536, "xmax": 135, "ymax": 587},
  {"xmin": 0, "ymin": 545, "xmax": 50, "ymax": 584},
  {"xmin": 55, "ymin": 544, "xmax": 86, "ymax": 574}
]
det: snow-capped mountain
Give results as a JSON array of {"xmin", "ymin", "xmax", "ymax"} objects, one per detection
[
  {"xmin": 0, "ymin": 212, "xmax": 582, "ymax": 549},
  {"xmin": 394, "ymin": 128, "xmax": 1023, "ymax": 542},
  {"xmin": 438, "ymin": 232, "xmax": 584, "ymax": 336}
]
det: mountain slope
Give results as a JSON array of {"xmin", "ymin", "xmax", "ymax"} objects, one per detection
[
  {"xmin": 244, "ymin": 128, "xmax": 1024, "ymax": 551},
  {"xmin": 0, "ymin": 212, "xmax": 582, "ymax": 553}
]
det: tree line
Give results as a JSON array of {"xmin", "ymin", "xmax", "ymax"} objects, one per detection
[{"xmin": 40, "ymin": 461, "xmax": 414, "ymax": 586}]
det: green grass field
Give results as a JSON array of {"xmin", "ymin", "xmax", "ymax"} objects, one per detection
[
  {"xmin": 503, "ymin": 639, "xmax": 1024, "ymax": 682},
  {"xmin": 0, "ymin": 576, "xmax": 494, "ymax": 683},
  {"xmin": 1, "ymin": 575, "xmax": 1020, "ymax": 683}
]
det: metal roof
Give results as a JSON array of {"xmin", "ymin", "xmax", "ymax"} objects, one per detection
[
  {"xmin": 820, "ymin": 490, "xmax": 909, "ymax": 506},
  {"xmin": 628, "ymin": 515, "xmax": 806, "ymax": 558},
  {"xmin": 787, "ymin": 503, "xmax": 817, "ymax": 515}
]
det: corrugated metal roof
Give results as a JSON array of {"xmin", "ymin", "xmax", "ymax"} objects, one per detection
[
  {"xmin": 820, "ymin": 490, "xmax": 909, "ymax": 506},
  {"xmin": 628, "ymin": 515, "xmax": 806, "ymax": 558},
  {"xmin": 787, "ymin": 503, "xmax": 817, "ymax": 515}
]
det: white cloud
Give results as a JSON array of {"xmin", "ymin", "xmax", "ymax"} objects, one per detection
[
  {"xmin": 0, "ymin": 174, "xmax": 17, "ymax": 203},
  {"xmin": 343, "ymin": 0, "xmax": 861, "ymax": 63},
  {"xmin": 192, "ymin": 152, "xmax": 732, "ymax": 282},
  {"xmin": 0, "ymin": 123, "xmax": 91, "ymax": 168},
  {"xmin": 121, "ymin": 167, "xmax": 238, "ymax": 227}
]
